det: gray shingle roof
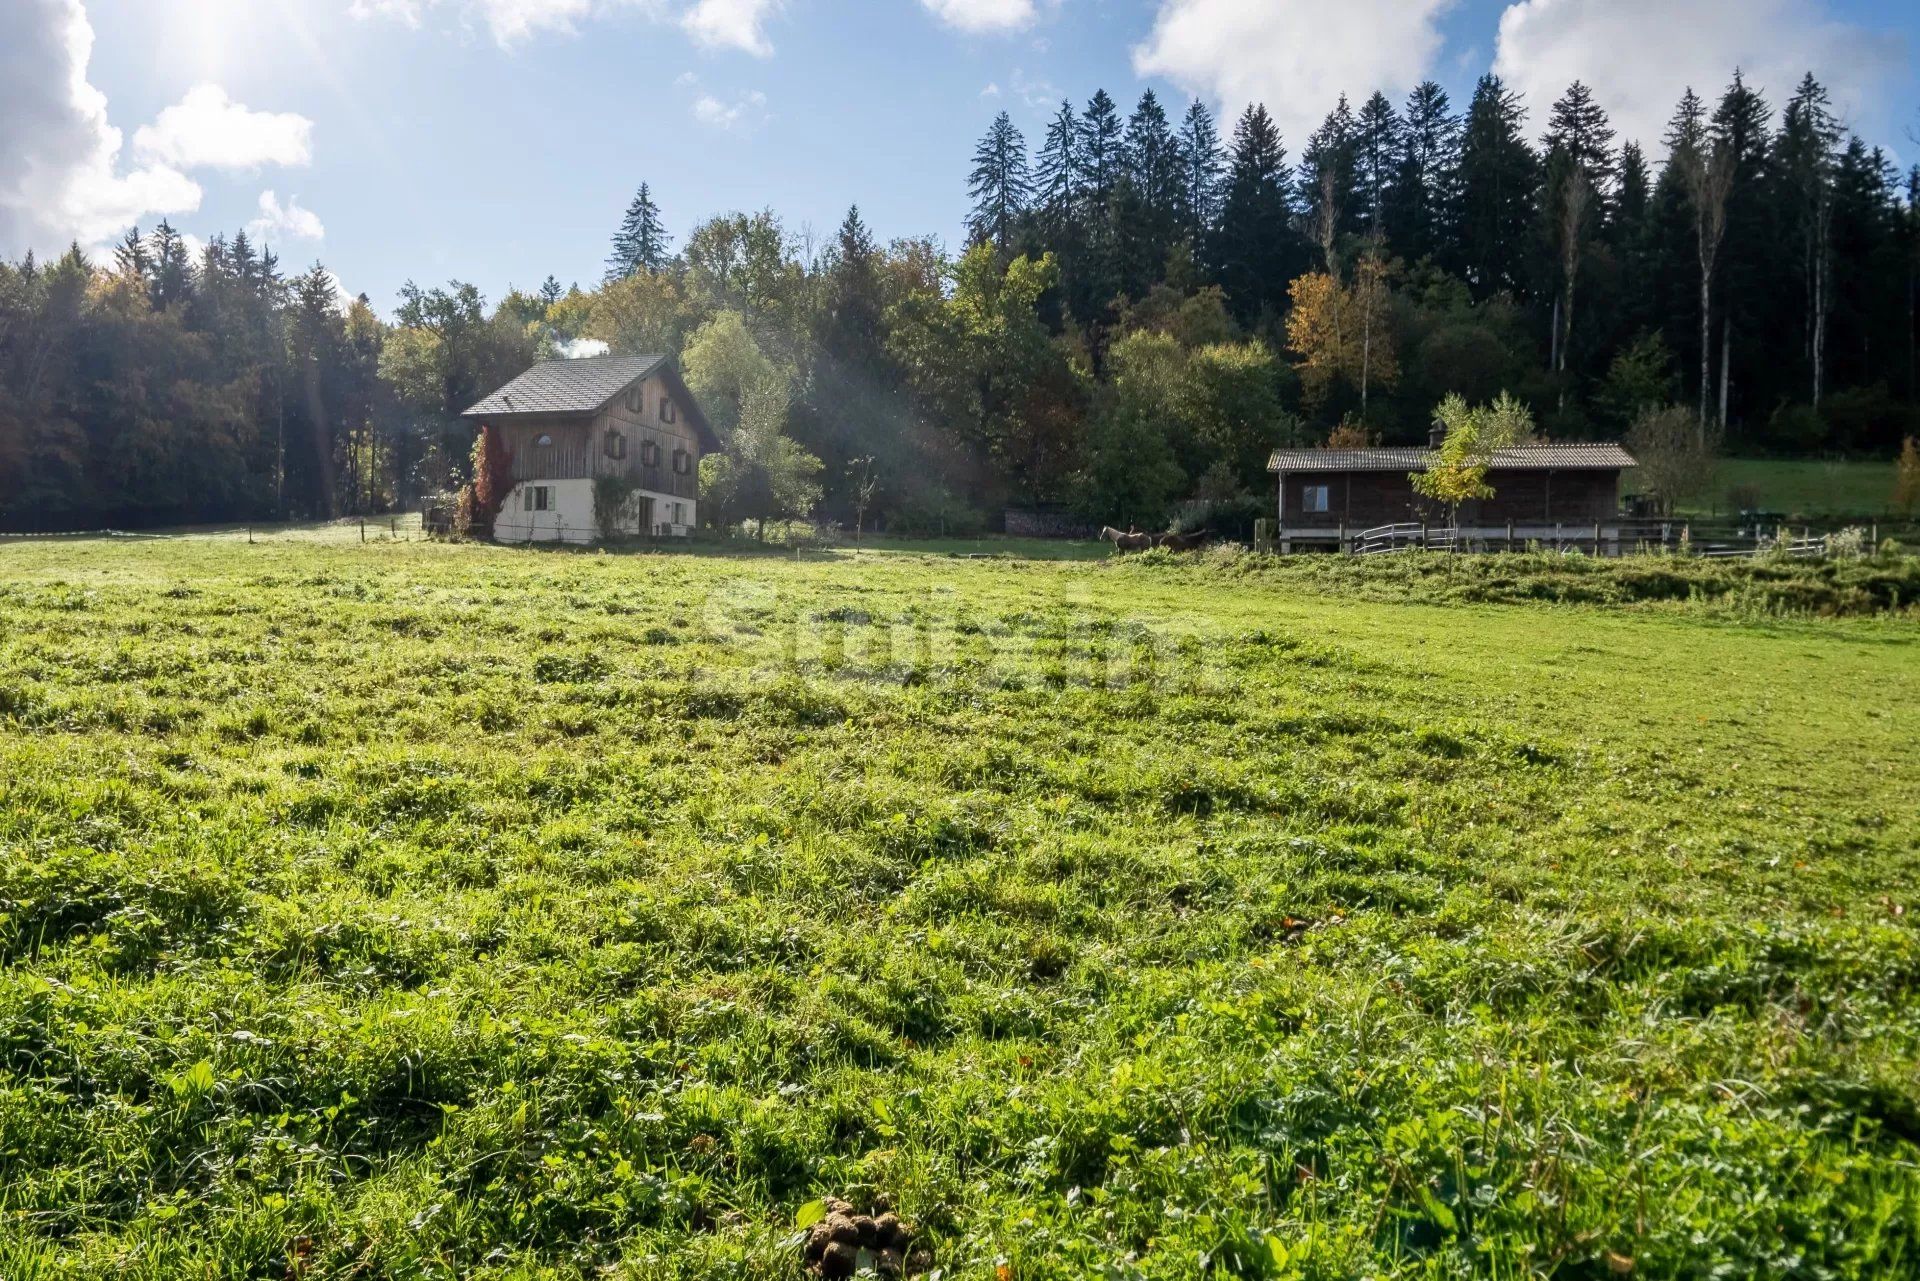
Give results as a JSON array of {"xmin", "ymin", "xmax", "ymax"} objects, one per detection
[
  {"xmin": 1267, "ymin": 442, "xmax": 1637, "ymax": 473},
  {"xmin": 462, "ymin": 354, "xmax": 669, "ymax": 418}
]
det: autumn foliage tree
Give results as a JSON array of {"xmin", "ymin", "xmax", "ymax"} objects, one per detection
[
  {"xmin": 461, "ymin": 424, "xmax": 514, "ymax": 534},
  {"xmin": 1412, "ymin": 392, "xmax": 1534, "ymax": 526}
]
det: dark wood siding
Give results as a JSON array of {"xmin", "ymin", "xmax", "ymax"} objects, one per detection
[
  {"xmin": 1280, "ymin": 468, "xmax": 1623, "ymax": 528},
  {"xmin": 500, "ymin": 420, "xmax": 591, "ymax": 481},
  {"xmin": 481, "ymin": 373, "xmax": 703, "ymax": 499}
]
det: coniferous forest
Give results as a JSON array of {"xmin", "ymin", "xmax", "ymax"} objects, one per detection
[{"xmin": 3, "ymin": 72, "xmax": 1918, "ymax": 533}]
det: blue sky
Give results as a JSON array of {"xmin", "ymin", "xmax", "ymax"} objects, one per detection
[{"xmin": 4, "ymin": 0, "xmax": 1916, "ymax": 312}]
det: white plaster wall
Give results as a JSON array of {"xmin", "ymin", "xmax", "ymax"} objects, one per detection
[
  {"xmin": 493, "ymin": 481, "xmax": 697, "ymax": 543},
  {"xmin": 493, "ymin": 480, "xmax": 596, "ymax": 545}
]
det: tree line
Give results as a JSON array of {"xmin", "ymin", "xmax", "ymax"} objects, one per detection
[{"xmin": 2, "ymin": 67, "xmax": 1916, "ymax": 534}]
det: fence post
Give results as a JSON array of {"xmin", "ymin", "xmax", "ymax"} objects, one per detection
[
  {"xmin": 1420, "ymin": 522, "xmax": 1428, "ymax": 550},
  {"xmin": 1505, "ymin": 520, "xmax": 1514, "ymax": 552}
]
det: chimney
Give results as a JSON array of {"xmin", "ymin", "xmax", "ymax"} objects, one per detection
[{"xmin": 1428, "ymin": 418, "xmax": 1446, "ymax": 449}]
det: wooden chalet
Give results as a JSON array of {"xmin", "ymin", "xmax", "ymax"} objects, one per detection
[
  {"xmin": 462, "ymin": 354, "xmax": 720, "ymax": 544},
  {"xmin": 1267, "ymin": 438, "xmax": 1640, "ymax": 553}
]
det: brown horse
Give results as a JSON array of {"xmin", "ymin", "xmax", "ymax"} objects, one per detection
[
  {"xmin": 1099, "ymin": 525, "xmax": 1154, "ymax": 553},
  {"xmin": 1154, "ymin": 529, "xmax": 1211, "ymax": 552}
]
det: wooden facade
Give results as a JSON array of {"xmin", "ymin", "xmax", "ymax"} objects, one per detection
[
  {"xmin": 1276, "ymin": 466, "xmax": 1623, "ymax": 531},
  {"xmin": 492, "ymin": 374, "xmax": 701, "ymax": 501}
]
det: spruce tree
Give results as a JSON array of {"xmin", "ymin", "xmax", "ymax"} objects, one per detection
[
  {"xmin": 1387, "ymin": 81, "xmax": 1459, "ymax": 267},
  {"xmin": 967, "ymin": 112, "xmax": 1034, "ymax": 252},
  {"xmin": 1035, "ymin": 99, "xmax": 1083, "ymax": 233},
  {"xmin": 1117, "ymin": 91, "xmax": 1181, "ymax": 295},
  {"xmin": 113, "ymin": 226, "xmax": 151, "ymax": 282},
  {"xmin": 1078, "ymin": 91, "xmax": 1126, "ymax": 314},
  {"xmin": 606, "ymin": 183, "xmax": 670, "ymax": 281},
  {"xmin": 1542, "ymin": 81, "xmax": 1617, "ymax": 374},
  {"xmin": 1177, "ymin": 99, "xmax": 1224, "ymax": 239},
  {"xmin": 1354, "ymin": 91, "xmax": 1402, "ymax": 241},
  {"xmin": 1453, "ymin": 75, "xmax": 1539, "ymax": 300},
  {"xmin": 1079, "ymin": 90, "xmax": 1125, "ymax": 209},
  {"xmin": 1775, "ymin": 74, "xmax": 1841, "ymax": 406},
  {"xmin": 1215, "ymin": 103, "xmax": 1294, "ymax": 323},
  {"xmin": 1298, "ymin": 95, "xmax": 1360, "ymax": 261},
  {"xmin": 539, "ymin": 276, "xmax": 563, "ymax": 307},
  {"xmin": 147, "ymin": 221, "xmax": 193, "ymax": 312}
]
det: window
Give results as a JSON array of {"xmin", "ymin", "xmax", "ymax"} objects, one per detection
[
  {"xmin": 671, "ymin": 448, "xmax": 692, "ymax": 475},
  {"xmin": 534, "ymin": 433, "xmax": 553, "ymax": 448},
  {"xmin": 523, "ymin": 485, "xmax": 551, "ymax": 512},
  {"xmin": 604, "ymin": 429, "xmax": 627, "ymax": 460},
  {"xmin": 660, "ymin": 398, "xmax": 677, "ymax": 423},
  {"xmin": 672, "ymin": 502, "xmax": 686, "ymax": 525},
  {"xmin": 626, "ymin": 388, "xmax": 643, "ymax": 413},
  {"xmin": 640, "ymin": 440, "xmax": 661, "ymax": 467},
  {"xmin": 1302, "ymin": 484, "xmax": 1331, "ymax": 514}
]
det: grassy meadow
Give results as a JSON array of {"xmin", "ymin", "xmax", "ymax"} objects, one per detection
[
  {"xmin": 2, "ymin": 530, "xmax": 1918, "ymax": 1279},
  {"xmin": 1631, "ymin": 457, "xmax": 1906, "ymax": 522}
]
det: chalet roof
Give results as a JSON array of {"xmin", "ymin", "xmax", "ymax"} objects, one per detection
[
  {"xmin": 1266, "ymin": 442, "xmax": 1637, "ymax": 473},
  {"xmin": 463, "ymin": 353, "xmax": 669, "ymax": 417},
  {"xmin": 463, "ymin": 353, "xmax": 720, "ymax": 451}
]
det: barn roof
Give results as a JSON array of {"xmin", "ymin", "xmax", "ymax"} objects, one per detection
[
  {"xmin": 1266, "ymin": 442, "xmax": 1637, "ymax": 473},
  {"xmin": 463, "ymin": 354, "xmax": 719, "ymax": 451}
]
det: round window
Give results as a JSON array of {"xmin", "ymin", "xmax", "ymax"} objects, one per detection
[{"xmin": 535, "ymin": 433, "xmax": 553, "ymax": 447}]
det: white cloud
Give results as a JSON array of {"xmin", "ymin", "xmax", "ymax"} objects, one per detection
[
  {"xmin": 245, "ymin": 191, "xmax": 325, "ymax": 246},
  {"xmin": 1132, "ymin": 0, "xmax": 1452, "ymax": 148},
  {"xmin": 556, "ymin": 337, "xmax": 611, "ymax": 358},
  {"xmin": 681, "ymin": 0, "xmax": 779, "ymax": 56},
  {"xmin": 980, "ymin": 82, "xmax": 1002, "ymax": 98},
  {"xmin": 0, "ymin": 0, "xmax": 203, "ymax": 255},
  {"xmin": 1493, "ymin": 0, "xmax": 1900, "ymax": 152},
  {"xmin": 691, "ymin": 89, "xmax": 769, "ymax": 130},
  {"xmin": 921, "ymin": 0, "xmax": 1037, "ymax": 35},
  {"xmin": 133, "ymin": 84, "xmax": 313, "ymax": 171}
]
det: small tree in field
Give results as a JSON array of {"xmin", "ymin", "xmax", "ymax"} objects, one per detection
[
  {"xmin": 1412, "ymin": 392, "xmax": 1534, "ymax": 528},
  {"xmin": 1627, "ymin": 404, "xmax": 1719, "ymax": 516},
  {"xmin": 1895, "ymin": 437, "xmax": 1920, "ymax": 518}
]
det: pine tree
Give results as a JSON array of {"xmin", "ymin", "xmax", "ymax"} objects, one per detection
[
  {"xmin": 1215, "ymin": 103, "xmax": 1294, "ymax": 323},
  {"xmin": 1354, "ymin": 91, "xmax": 1402, "ymax": 241},
  {"xmin": 539, "ymin": 276, "xmax": 563, "ymax": 307},
  {"xmin": 1177, "ymin": 99, "xmax": 1224, "ymax": 240},
  {"xmin": 1386, "ymin": 81, "xmax": 1459, "ymax": 266},
  {"xmin": 606, "ymin": 183, "xmax": 671, "ymax": 281},
  {"xmin": 967, "ymin": 112, "xmax": 1034, "ymax": 252},
  {"xmin": 1452, "ymin": 75, "xmax": 1538, "ymax": 299}
]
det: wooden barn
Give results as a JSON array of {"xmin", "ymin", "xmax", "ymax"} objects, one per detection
[
  {"xmin": 462, "ymin": 354, "xmax": 719, "ymax": 544},
  {"xmin": 1266, "ymin": 439, "xmax": 1639, "ymax": 552}
]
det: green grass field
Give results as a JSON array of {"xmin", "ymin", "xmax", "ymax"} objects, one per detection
[
  {"xmin": 1635, "ymin": 458, "xmax": 1905, "ymax": 521},
  {"xmin": 3, "ymin": 533, "xmax": 1918, "ymax": 1279}
]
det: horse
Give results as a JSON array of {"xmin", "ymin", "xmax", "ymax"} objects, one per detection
[
  {"xmin": 1099, "ymin": 525, "xmax": 1155, "ymax": 553},
  {"xmin": 1154, "ymin": 529, "xmax": 1211, "ymax": 552}
]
